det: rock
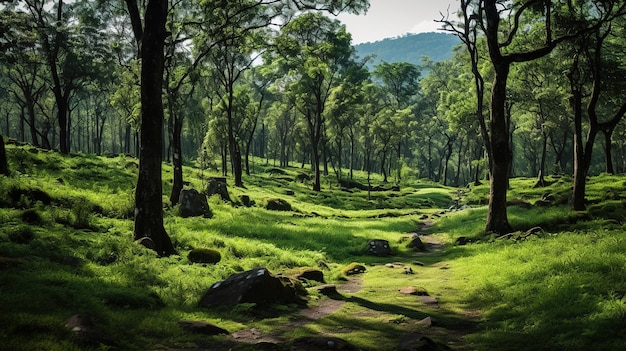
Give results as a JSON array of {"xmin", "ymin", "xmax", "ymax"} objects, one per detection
[
  {"xmin": 407, "ymin": 236, "xmax": 427, "ymax": 252},
  {"xmin": 404, "ymin": 266, "xmax": 414, "ymax": 274},
  {"xmin": 178, "ymin": 320, "xmax": 229, "ymax": 335},
  {"xmin": 399, "ymin": 286, "xmax": 428, "ymax": 296},
  {"xmin": 268, "ymin": 167, "xmax": 287, "ymax": 175},
  {"xmin": 178, "ymin": 188, "xmax": 210, "ymax": 217},
  {"xmin": 136, "ymin": 237, "xmax": 156, "ymax": 250},
  {"xmin": 418, "ymin": 295, "xmax": 439, "ymax": 307},
  {"xmin": 240, "ymin": 195, "xmax": 253, "ymax": 207},
  {"xmin": 365, "ymin": 239, "xmax": 392, "ymax": 257},
  {"xmin": 398, "ymin": 333, "xmax": 450, "ymax": 351},
  {"xmin": 265, "ymin": 198, "xmax": 292, "ymax": 211},
  {"xmin": 295, "ymin": 173, "xmax": 312, "ymax": 182},
  {"xmin": 417, "ymin": 316, "xmax": 437, "ymax": 327},
  {"xmin": 341, "ymin": 262, "xmax": 366, "ymax": 276},
  {"xmin": 291, "ymin": 336, "xmax": 361, "ymax": 351},
  {"xmin": 198, "ymin": 268, "xmax": 307, "ymax": 308},
  {"xmin": 296, "ymin": 269, "xmax": 325, "ymax": 283},
  {"xmin": 454, "ymin": 236, "xmax": 471, "ymax": 246},
  {"xmin": 284, "ymin": 189, "xmax": 295, "ymax": 196},
  {"xmin": 188, "ymin": 248, "xmax": 221, "ymax": 264},
  {"xmin": 65, "ymin": 314, "xmax": 116, "ymax": 347},
  {"xmin": 205, "ymin": 177, "xmax": 231, "ymax": 202},
  {"xmin": 310, "ymin": 284, "xmax": 340, "ymax": 297}
]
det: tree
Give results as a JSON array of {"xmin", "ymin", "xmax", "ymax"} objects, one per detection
[
  {"xmin": 326, "ymin": 63, "xmax": 369, "ymax": 181},
  {"xmin": 568, "ymin": 15, "xmax": 626, "ymax": 210},
  {"xmin": 442, "ymin": 0, "xmax": 621, "ymax": 235},
  {"xmin": 273, "ymin": 13, "xmax": 354, "ymax": 191},
  {"xmin": 125, "ymin": 0, "xmax": 175, "ymax": 256}
]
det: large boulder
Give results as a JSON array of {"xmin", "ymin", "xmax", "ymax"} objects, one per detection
[
  {"xmin": 178, "ymin": 188, "xmax": 210, "ymax": 217},
  {"xmin": 198, "ymin": 268, "xmax": 307, "ymax": 308},
  {"xmin": 365, "ymin": 239, "xmax": 393, "ymax": 257},
  {"xmin": 205, "ymin": 177, "xmax": 231, "ymax": 202}
]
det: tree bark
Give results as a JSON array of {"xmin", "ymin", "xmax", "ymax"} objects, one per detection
[
  {"xmin": 0, "ymin": 134, "xmax": 9, "ymax": 176},
  {"xmin": 169, "ymin": 110, "xmax": 184, "ymax": 205},
  {"xmin": 128, "ymin": 0, "xmax": 175, "ymax": 256}
]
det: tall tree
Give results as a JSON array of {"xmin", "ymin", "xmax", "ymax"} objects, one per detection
[
  {"xmin": 443, "ymin": 0, "xmax": 621, "ymax": 235},
  {"xmin": 125, "ymin": 0, "xmax": 175, "ymax": 256},
  {"xmin": 273, "ymin": 13, "xmax": 354, "ymax": 191},
  {"xmin": 569, "ymin": 15, "xmax": 626, "ymax": 210}
]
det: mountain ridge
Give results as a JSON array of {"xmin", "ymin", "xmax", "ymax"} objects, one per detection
[{"xmin": 354, "ymin": 32, "xmax": 460, "ymax": 69}]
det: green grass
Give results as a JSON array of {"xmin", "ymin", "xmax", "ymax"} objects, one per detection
[{"xmin": 2, "ymin": 144, "xmax": 626, "ymax": 350}]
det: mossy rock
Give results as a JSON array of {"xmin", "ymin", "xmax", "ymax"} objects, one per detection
[
  {"xmin": 341, "ymin": 262, "xmax": 366, "ymax": 276},
  {"xmin": 188, "ymin": 248, "xmax": 221, "ymax": 264},
  {"xmin": 266, "ymin": 198, "xmax": 292, "ymax": 211}
]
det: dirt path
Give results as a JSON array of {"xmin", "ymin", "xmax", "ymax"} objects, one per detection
[
  {"xmin": 163, "ymin": 218, "xmax": 479, "ymax": 350},
  {"xmin": 230, "ymin": 277, "xmax": 363, "ymax": 345}
]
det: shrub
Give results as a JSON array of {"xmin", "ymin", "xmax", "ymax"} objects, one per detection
[
  {"xmin": 21, "ymin": 209, "xmax": 43, "ymax": 225},
  {"xmin": 266, "ymin": 198, "xmax": 292, "ymax": 211},
  {"xmin": 188, "ymin": 248, "xmax": 221, "ymax": 264},
  {"xmin": 8, "ymin": 225, "xmax": 35, "ymax": 244}
]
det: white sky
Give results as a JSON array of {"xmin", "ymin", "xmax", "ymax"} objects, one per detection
[{"xmin": 335, "ymin": 0, "xmax": 458, "ymax": 44}]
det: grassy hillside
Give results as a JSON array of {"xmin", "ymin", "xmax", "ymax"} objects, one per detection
[{"xmin": 1, "ymin": 143, "xmax": 626, "ymax": 351}]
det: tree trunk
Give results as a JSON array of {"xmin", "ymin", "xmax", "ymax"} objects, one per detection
[
  {"xmin": 485, "ymin": 62, "xmax": 513, "ymax": 235},
  {"xmin": 169, "ymin": 113, "xmax": 184, "ymax": 205},
  {"xmin": 603, "ymin": 129, "xmax": 615, "ymax": 174},
  {"xmin": 0, "ymin": 134, "xmax": 9, "ymax": 176},
  {"xmin": 130, "ymin": 0, "xmax": 175, "ymax": 257}
]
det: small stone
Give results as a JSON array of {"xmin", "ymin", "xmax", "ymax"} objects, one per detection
[
  {"xmin": 399, "ymin": 287, "xmax": 418, "ymax": 295},
  {"xmin": 418, "ymin": 295, "xmax": 439, "ymax": 307},
  {"xmin": 418, "ymin": 316, "xmax": 433, "ymax": 327}
]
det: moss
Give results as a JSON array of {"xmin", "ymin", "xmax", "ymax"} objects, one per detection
[
  {"xmin": 188, "ymin": 248, "xmax": 222, "ymax": 264},
  {"xmin": 265, "ymin": 198, "xmax": 292, "ymax": 211},
  {"xmin": 341, "ymin": 262, "xmax": 366, "ymax": 276}
]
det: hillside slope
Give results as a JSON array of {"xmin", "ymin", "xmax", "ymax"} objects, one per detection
[{"xmin": 354, "ymin": 32, "xmax": 460, "ymax": 69}]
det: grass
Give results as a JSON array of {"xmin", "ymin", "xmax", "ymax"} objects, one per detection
[{"xmin": 1, "ymin": 143, "xmax": 626, "ymax": 350}]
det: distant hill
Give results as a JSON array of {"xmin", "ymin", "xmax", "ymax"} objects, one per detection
[{"xmin": 354, "ymin": 32, "xmax": 461, "ymax": 70}]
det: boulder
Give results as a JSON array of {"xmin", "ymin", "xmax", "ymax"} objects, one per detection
[
  {"xmin": 365, "ymin": 239, "xmax": 393, "ymax": 257},
  {"xmin": 296, "ymin": 269, "xmax": 325, "ymax": 283},
  {"xmin": 406, "ymin": 236, "xmax": 427, "ymax": 252},
  {"xmin": 205, "ymin": 177, "xmax": 231, "ymax": 202},
  {"xmin": 341, "ymin": 262, "xmax": 366, "ymax": 276},
  {"xmin": 198, "ymin": 268, "xmax": 307, "ymax": 308},
  {"xmin": 310, "ymin": 284, "xmax": 340, "ymax": 297},
  {"xmin": 178, "ymin": 188, "xmax": 210, "ymax": 217}
]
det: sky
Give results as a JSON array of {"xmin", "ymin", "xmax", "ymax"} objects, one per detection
[{"xmin": 335, "ymin": 0, "xmax": 458, "ymax": 44}]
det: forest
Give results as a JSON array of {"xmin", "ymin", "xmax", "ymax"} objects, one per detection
[{"xmin": 2, "ymin": 0, "xmax": 626, "ymax": 350}]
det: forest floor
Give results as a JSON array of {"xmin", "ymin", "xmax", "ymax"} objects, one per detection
[{"xmin": 157, "ymin": 220, "xmax": 480, "ymax": 351}]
